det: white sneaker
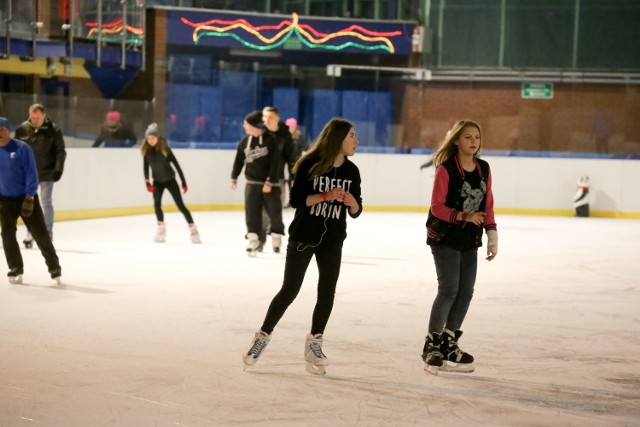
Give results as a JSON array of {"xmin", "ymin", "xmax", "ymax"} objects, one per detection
[{"xmin": 243, "ymin": 330, "xmax": 271, "ymax": 366}]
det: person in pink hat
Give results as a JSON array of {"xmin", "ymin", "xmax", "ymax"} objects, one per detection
[{"xmin": 93, "ymin": 111, "xmax": 137, "ymax": 147}]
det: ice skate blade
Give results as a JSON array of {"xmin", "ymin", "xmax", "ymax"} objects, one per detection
[
  {"xmin": 424, "ymin": 364, "xmax": 440, "ymax": 375},
  {"xmin": 305, "ymin": 362, "xmax": 326, "ymax": 376},
  {"xmin": 8, "ymin": 275, "xmax": 23, "ymax": 285},
  {"xmin": 247, "ymin": 251, "xmax": 257, "ymax": 257},
  {"xmin": 441, "ymin": 362, "xmax": 474, "ymax": 373}
]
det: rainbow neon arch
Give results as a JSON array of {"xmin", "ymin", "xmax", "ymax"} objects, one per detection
[{"xmin": 180, "ymin": 13, "xmax": 402, "ymax": 54}]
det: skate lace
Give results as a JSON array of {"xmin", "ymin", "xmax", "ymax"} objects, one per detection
[
  {"xmin": 447, "ymin": 339, "xmax": 466, "ymax": 357},
  {"xmin": 309, "ymin": 341, "xmax": 326, "ymax": 359},
  {"xmin": 249, "ymin": 337, "xmax": 268, "ymax": 357}
]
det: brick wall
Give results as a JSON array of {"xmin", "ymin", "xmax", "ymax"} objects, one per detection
[{"xmin": 400, "ymin": 82, "xmax": 640, "ymax": 154}]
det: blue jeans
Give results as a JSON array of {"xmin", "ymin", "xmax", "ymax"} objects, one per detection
[
  {"xmin": 39, "ymin": 181, "xmax": 55, "ymax": 235},
  {"xmin": 428, "ymin": 244, "xmax": 478, "ymax": 333}
]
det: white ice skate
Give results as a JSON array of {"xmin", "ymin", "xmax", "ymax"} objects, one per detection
[
  {"xmin": 304, "ymin": 333, "xmax": 329, "ymax": 376},
  {"xmin": 243, "ymin": 330, "xmax": 271, "ymax": 368},
  {"xmin": 246, "ymin": 232, "xmax": 260, "ymax": 257},
  {"xmin": 271, "ymin": 233, "xmax": 283, "ymax": 253},
  {"xmin": 53, "ymin": 276, "xmax": 62, "ymax": 286},
  {"xmin": 154, "ymin": 222, "xmax": 166, "ymax": 243},
  {"xmin": 8, "ymin": 274, "xmax": 23, "ymax": 284},
  {"xmin": 189, "ymin": 224, "xmax": 201, "ymax": 244}
]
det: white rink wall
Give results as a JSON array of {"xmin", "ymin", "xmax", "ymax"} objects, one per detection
[{"xmin": 55, "ymin": 148, "xmax": 640, "ymax": 218}]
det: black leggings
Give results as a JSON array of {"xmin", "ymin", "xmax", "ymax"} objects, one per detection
[
  {"xmin": 153, "ymin": 179, "xmax": 193, "ymax": 223},
  {"xmin": 261, "ymin": 239, "xmax": 343, "ymax": 335}
]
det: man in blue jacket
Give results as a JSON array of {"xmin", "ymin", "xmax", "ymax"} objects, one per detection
[{"xmin": 0, "ymin": 117, "xmax": 62, "ymax": 285}]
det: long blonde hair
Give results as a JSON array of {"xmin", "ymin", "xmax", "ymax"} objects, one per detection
[
  {"xmin": 140, "ymin": 136, "xmax": 170, "ymax": 157},
  {"xmin": 292, "ymin": 117, "xmax": 353, "ymax": 178},
  {"xmin": 432, "ymin": 120, "xmax": 482, "ymax": 167}
]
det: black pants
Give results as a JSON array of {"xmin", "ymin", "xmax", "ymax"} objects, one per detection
[
  {"xmin": 245, "ymin": 184, "xmax": 284, "ymax": 236},
  {"xmin": 261, "ymin": 239, "xmax": 343, "ymax": 335},
  {"xmin": 0, "ymin": 195, "xmax": 61, "ymax": 277},
  {"xmin": 153, "ymin": 179, "xmax": 193, "ymax": 224}
]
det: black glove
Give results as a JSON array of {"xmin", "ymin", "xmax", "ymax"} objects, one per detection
[
  {"xmin": 52, "ymin": 171, "xmax": 62, "ymax": 182},
  {"xmin": 21, "ymin": 197, "xmax": 34, "ymax": 218}
]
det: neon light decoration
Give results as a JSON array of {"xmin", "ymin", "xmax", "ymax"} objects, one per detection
[
  {"xmin": 85, "ymin": 18, "xmax": 144, "ymax": 44},
  {"xmin": 180, "ymin": 13, "xmax": 402, "ymax": 53}
]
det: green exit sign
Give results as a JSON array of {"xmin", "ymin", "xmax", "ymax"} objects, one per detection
[{"xmin": 522, "ymin": 82, "xmax": 554, "ymax": 99}]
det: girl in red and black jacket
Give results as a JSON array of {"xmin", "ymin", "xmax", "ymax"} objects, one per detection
[
  {"xmin": 141, "ymin": 123, "xmax": 200, "ymax": 244},
  {"xmin": 422, "ymin": 120, "xmax": 498, "ymax": 375},
  {"xmin": 242, "ymin": 117, "xmax": 362, "ymax": 375}
]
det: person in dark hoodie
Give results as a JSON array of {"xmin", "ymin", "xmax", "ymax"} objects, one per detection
[
  {"xmin": 242, "ymin": 117, "xmax": 362, "ymax": 375},
  {"xmin": 92, "ymin": 111, "xmax": 137, "ymax": 148},
  {"xmin": 141, "ymin": 123, "xmax": 200, "ymax": 244},
  {"xmin": 14, "ymin": 103, "xmax": 66, "ymax": 247},
  {"xmin": 230, "ymin": 110, "xmax": 284, "ymax": 256},
  {"xmin": 260, "ymin": 106, "xmax": 296, "ymax": 253}
]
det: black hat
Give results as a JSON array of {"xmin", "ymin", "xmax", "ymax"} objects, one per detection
[{"xmin": 244, "ymin": 110, "xmax": 264, "ymax": 129}]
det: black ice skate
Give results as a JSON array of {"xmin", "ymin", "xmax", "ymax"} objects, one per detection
[
  {"xmin": 422, "ymin": 332, "xmax": 444, "ymax": 375},
  {"xmin": 8, "ymin": 268, "xmax": 23, "ymax": 285},
  {"xmin": 440, "ymin": 329, "xmax": 475, "ymax": 373},
  {"xmin": 23, "ymin": 232, "xmax": 33, "ymax": 249}
]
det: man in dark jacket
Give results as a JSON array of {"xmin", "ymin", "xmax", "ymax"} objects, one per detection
[
  {"xmin": 14, "ymin": 103, "xmax": 67, "ymax": 247},
  {"xmin": 260, "ymin": 106, "xmax": 296, "ymax": 252}
]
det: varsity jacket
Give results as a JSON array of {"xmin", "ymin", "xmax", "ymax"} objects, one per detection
[
  {"xmin": 428, "ymin": 155, "xmax": 497, "ymax": 250},
  {"xmin": 288, "ymin": 154, "xmax": 363, "ymax": 246}
]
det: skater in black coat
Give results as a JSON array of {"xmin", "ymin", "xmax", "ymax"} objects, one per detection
[
  {"xmin": 141, "ymin": 123, "xmax": 200, "ymax": 244},
  {"xmin": 242, "ymin": 117, "xmax": 363, "ymax": 375}
]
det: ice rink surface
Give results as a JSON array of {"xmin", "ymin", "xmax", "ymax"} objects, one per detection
[{"xmin": 1, "ymin": 210, "xmax": 639, "ymax": 426}]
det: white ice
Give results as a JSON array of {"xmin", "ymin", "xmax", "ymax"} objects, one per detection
[{"xmin": 1, "ymin": 211, "xmax": 639, "ymax": 426}]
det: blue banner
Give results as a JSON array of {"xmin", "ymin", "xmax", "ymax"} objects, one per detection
[{"xmin": 166, "ymin": 10, "xmax": 414, "ymax": 55}]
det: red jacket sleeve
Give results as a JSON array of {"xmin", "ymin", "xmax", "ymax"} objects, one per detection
[{"xmin": 430, "ymin": 165, "xmax": 458, "ymax": 223}]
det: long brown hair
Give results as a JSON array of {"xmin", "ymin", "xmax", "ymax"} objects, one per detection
[
  {"xmin": 432, "ymin": 120, "xmax": 482, "ymax": 167},
  {"xmin": 140, "ymin": 136, "xmax": 170, "ymax": 157},
  {"xmin": 292, "ymin": 117, "xmax": 353, "ymax": 178}
]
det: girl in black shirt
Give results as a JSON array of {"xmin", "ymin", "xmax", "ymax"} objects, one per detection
[
  {"xmin": 141, "ymin": 123, "xmax": 200, "ymax": 244},
  {"xmin": 242, "ymin": 118, "xmax": 363, "ymax": 375}
]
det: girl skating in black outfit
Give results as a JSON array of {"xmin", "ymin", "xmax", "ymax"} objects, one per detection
[
  {"xmin": 141, "ymin": 123, "xmax": 200, "ymax": 244},
  {"xmin": 242, "ymin": 117, "xmax": 363, "ymax": 375}
]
